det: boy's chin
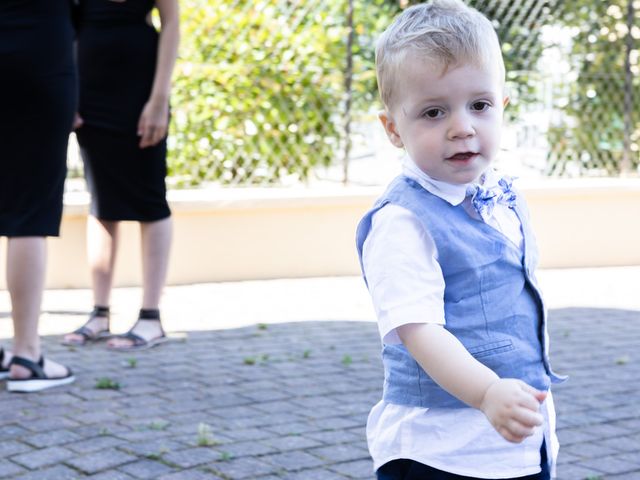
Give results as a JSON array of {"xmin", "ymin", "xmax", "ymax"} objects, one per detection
[
  {"xmin": 456, "ymin": 166, "xmax": 492, "ymax": 185},
  {"xmin": 448, "ymin": 170, "xmax": 488, "ymax": 185}
]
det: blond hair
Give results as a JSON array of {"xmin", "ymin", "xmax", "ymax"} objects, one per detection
[{"xmin": 376, "ymin": 0, "xmax": 505, "ymax": 108}]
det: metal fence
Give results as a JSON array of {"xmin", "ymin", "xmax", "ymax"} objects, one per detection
[
  {"xmin": 545, "ymin": 72, "xmax": 640, "ymax": 176},
  {"xmin": 167, "ymin": 0, "xmax": 350, "ymax": 187},
  {"xmin": 68, "ymin": 0, "xmax": 640, "ymax": 186}
]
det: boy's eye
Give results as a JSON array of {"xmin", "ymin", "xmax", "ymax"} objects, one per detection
[
  {"xmin": 471, "ymin": 101, "xmax": 491, "ymax": 111},
  {"xmin": 423, "ymin": 108, "xmax": 443, "ymax": 119}
]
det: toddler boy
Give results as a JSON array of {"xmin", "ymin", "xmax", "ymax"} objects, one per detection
[{"xmin": 356, "ymin": 1, "xmax": 565, "ymax": 478}]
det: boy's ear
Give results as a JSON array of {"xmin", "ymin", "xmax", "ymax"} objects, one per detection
[
  {"xmin": 378, "ymin": 110, "xmax": 404, "ymax": 148},
  {"xmin": 503, "ymin": 96, "xmax": 510, "ymax": 108}
]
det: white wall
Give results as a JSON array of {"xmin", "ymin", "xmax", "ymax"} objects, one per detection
[{"xmin": 1, "ymin": 179, "xmax": 639, "ymax": 289}]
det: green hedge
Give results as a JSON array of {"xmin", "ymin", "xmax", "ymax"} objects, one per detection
[
  {"xmin": 169, "ymin": 1, "xmax": 347, "ymax": 186},
  {"xmin": 170, "ymin": 1, "xmax": 621, "ymax": 185},
  {"xmin": 545, "ymin": 0, "xmax": 640, "ymax": 175}
]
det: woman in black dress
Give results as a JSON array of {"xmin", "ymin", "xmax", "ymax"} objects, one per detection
[
  {"xmin": 63, "ymin": 0, "xmax": 180, "ymax": 350},
  {"xmin": 0, "ymin": 0, "xmax": 76, "ymax": 391}
]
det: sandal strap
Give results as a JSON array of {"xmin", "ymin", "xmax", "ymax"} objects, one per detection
[
  {"xmin": 72, "ymin": 325, "xmax": 95, "ymax": 339},
  {"xmin": 71, "ymin": 325, "xmax": 110, "ymax": 341},
  {"xmin": 70, "ymin": 307, "xmax": 111, "ymax": 339},
  {"xmin": 118, "ymin": 331, "xmax": 148, "ymax": 347},
  {"xmin": 90, "ymin": 306, "xmax": 110, "ymax": 320},
  {"xmin": 139, "ymin": 308, "xmax": 160, "ymax": 319},
  {"xmin": 9, "ymin": 356, "xmax": 45, "ymax": 379},
  {"xmin": 0, "ymin": 348, "xmax": 7, "ymax": 372}
]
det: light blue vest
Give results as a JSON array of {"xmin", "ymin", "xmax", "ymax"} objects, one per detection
[{"xmin": 356, "ymin": 175, "xmax": 566, "ymax": 409}]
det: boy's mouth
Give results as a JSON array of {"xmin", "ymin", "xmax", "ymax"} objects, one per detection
[{"xmin": 446, "ymin": 152, "xmax": 478, "ymax": 161}]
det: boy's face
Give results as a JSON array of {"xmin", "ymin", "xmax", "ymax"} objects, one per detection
[{"xmin": 379, "ymin": 59, "xmax": 508, "ymax": 185}]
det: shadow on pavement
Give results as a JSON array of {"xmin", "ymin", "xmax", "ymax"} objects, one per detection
[{"xmin": 0, "ymin": 308, "xmax": 638, "ymax": 479}]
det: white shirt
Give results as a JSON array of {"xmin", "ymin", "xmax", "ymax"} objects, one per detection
[{"xmin": 363, "ymin": 157, "xmax": 558, "ymax": 478}]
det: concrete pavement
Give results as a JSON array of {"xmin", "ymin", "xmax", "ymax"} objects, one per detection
[{"xmin": 0, "ymin": 267, "xmax": 639, "ymax": 479}]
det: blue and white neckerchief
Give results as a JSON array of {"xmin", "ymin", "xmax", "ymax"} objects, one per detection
[{"xmin": 467, "ymin": 176, "xmax": 517, "ymax": 222}]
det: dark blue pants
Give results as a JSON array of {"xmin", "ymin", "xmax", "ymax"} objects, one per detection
[{"xmin": 377, "ymin": 440, "xmax": 550, "ymax": 480}]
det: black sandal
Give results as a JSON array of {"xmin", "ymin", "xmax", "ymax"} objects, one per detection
[
  {"xmin": 108, "ymin": 312, "xmax": 168, "ymax": 352},
  {"xmin": 0, "ymin": 348, "xmax": 10, "ymax": 381},
  {"xmin": 7, "ymin": 356, "xmax": 75, "ymax": 393},
  {"xmin": 62, "ymin": 306, "xmax": 111, "ymax": 346}
]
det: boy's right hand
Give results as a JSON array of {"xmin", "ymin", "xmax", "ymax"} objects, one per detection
[{"xmin": 480, "ymin": 378, "xmax": 547, "ymax": 443}]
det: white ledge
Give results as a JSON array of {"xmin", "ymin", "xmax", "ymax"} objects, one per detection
[
  {"xmin": 62, "ymin": 177, "xmax": 640, "ymax": 212},
  {"xmin": 1, "ymin": 177, "xmax": 635, "ymax": 289}
]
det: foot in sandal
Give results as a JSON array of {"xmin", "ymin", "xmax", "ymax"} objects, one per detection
[
  {"xmin": 62, "ymin": 306, "xmax": 111, "ymax": 346},
  {"xmin": 7, "ymin": 356, "xmax": 75, "ymax": 393},
  {"xmin": 107, "ymin": 309, "xmax": 168, "ymax": 352}
]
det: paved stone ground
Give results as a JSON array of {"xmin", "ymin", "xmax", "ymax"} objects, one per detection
[{"xmin": 0, "ymin": 271, "xmax": 639, "ymax": 479}]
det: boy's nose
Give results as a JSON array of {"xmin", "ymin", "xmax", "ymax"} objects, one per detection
[{"xmin": 448, "ymin": 114, "xmax": 475, "ymax": 140}]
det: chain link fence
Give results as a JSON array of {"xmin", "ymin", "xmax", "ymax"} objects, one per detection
[
  {"xmin": 68, "ymin": 0, "xmax": 640, "ymax": 186},
  {"xmin": 541, "ymin": 0, "xmax": 640, "ymax": 176},
  {"xmin": 545, "ymin": 72, "xmax": 639, "ymax": 176},
  {"xmin": 168, "ymin": 0, "xmax": 349, "ymax": 186}
]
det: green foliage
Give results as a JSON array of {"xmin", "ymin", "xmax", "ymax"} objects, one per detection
[
  {"xmin": 148, "ymin": 419, "xmax": 171, "ymax": 430},
  {"xmin": 168, "ymin": 0, "xmax": 636, "ymax": 183},
  {"xmin": 170, "ymin": 0, "xmax": 347, "ymax": 185},
  {"xmin": 197, "ymin": 422, "xmax": 219, "ymax": 446},
  {"xmin": 242, "ymin": 353, "xmax": 270, "ymax": 365},
  {"xmin": 243, "ymin": 356, "xmax": 257, "ymax": 365},
  {"xmin": 615, "ymin": 354, "xmax": 630, "ymax": 365},
  {"xmin": 94, "ymin": 377, "xmax": 120, "ymax": 390},
  {"xmin": 546, "ymin": 0, "xmax": 640, "ymax": 175},
  {"xmin": 169, "ymin": 1, "xmax": 554, "ymax": 186},
  {"xmin": 219, "ymin": 451, "xmax": 233, "ymax": 461},
  {"xmin": 350, "ymin": 0, "xmax": 403, "ymax": 114}
]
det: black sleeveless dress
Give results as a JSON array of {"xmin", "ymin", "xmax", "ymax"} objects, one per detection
[
  {"xmin": 75, "ymin": 0, "xmax": 171, "ymax": 221},
  {"xmin": 0, "ymin": 0, "xmax": 76, "ymax": 237}
]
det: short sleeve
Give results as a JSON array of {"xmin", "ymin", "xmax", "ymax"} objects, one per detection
[{"xmin": 362, "ymin": 204, "xmax": 446, "ymax": 345}]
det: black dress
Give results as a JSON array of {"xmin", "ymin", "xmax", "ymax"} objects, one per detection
[
  {"xmin": 76, "ymin": 0, "xmax": 171, "ymax": 222},
  {"xmin": 0, "ymin": 0, "xmax": 76, "ymax": 237}
]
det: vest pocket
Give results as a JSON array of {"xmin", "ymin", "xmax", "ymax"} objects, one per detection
[{"xmin": 467, "ymin": 339, "xmax": 514, "ymax": 358}]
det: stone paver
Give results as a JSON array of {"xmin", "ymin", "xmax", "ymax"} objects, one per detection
[
  {"xmin": 0, "ymin": 459, "xmax": 26, "ymax": 478},
  {"xmin": 12, "ymin": 464, "xmax": 81, "ymax": 480},
  {"xmin": 1, "ymin": 270, "xmax": 639, "ymax": 479},
  {"xmin": 65, "ymin": 449, "xmax": 138, "ymax": 475},
  {"xmin": 11, "ymin": 446, "xmax": 76, "ymax": 470},
  {"xmin": 118, "ymin": 459, "xmax": 176, "ymax": 479}
]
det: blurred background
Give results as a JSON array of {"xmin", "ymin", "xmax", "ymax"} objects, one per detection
[
  {"xmin": 65, "ymin": 0, "xmax": 640, "ymax": 189},
  {"xmin": 31, "ymin": 0, "xmax": 640, "ymax": 289}
]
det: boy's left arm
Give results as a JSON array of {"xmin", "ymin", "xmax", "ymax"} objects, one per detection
[{"xmin": 398, "ymin": 322, "xmax": 547, "ymax": 443}]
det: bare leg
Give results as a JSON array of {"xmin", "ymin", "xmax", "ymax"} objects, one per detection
[
  {"xmin": 141, "ymin": 216, "xmax": 172, "ymax": 309},
  {"xmin": 88, "ymin": 216, "xmax": 119, "ymax": 307},
  {"xmin": 63, "ymin": 216, "xmax": 118, "ymax": 343},
  {"xmin": 108, "ymin": 216, "xmax": 172, "ymax": 347},
  {"xmin": 7, "ymin": 237, "xmax": 67, "ymax": 378}
]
